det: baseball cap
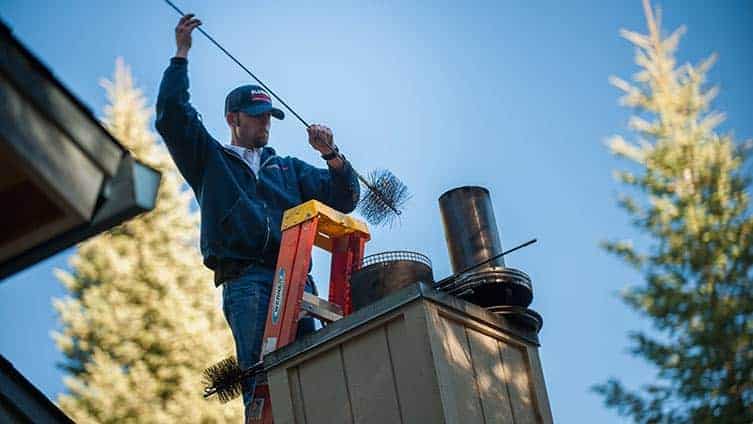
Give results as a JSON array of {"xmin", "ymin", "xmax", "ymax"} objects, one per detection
[{"xmin": 224, "ymin": 85, "xmax": 285, "ymax": 120}]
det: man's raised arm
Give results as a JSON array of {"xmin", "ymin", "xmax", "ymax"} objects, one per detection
[{"xmin": 155, "ymin": 14, "xmax": 210, "ymax": 189}]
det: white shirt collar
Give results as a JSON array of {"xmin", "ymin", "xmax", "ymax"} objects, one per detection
[{"xmin": 224, "ymin": 144, "xmax": 262, "ymax": 175}]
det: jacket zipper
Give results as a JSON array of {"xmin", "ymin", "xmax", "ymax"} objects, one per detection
[
  {"xmin": 262, "ymin": 214, "xmax": 271, "ymax": 253},
  {"xmin": 222, "ymin": 146, "xmax": 272, "ymax": 255},
  {"xmin": 258, "ymin": 150, "xmax": 275, "ymax": 255}
]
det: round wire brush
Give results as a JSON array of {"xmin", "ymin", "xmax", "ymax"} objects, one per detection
[
  {"xmin": 357, "ymin": 169, "xmax": 410, "ymax": 226},
  {"xmin": 202, "ymin": 357, "xmax": 264, "ymax": 403}
]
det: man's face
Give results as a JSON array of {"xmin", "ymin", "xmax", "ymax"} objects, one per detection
[{"xmin": 228, "ymin": 111, "xmax": 271, "ymax": 148}]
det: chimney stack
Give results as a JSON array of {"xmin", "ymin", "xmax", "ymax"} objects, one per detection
[
  {"xmin": 438, "ymin": 186, "xmax": 535, "ymax": 314},
  {"xmin": 439, "ymin": 186, "xmax": 506, "ymax": 273}
]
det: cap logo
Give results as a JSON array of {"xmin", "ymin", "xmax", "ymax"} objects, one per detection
[{"xmin": 250, "ymin": 89, "xmax": 271, "ymax": 103}]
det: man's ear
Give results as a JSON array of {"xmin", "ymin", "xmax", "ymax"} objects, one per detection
[
  {"xmin": 225, "ymin": 112, "xmax": 236, "ymax": 128},
  {"xmin": 226, "ymin": 112, "xmax": 240, "ymax": 128}
]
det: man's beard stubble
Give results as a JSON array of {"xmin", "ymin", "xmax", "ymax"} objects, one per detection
[{"xmin": 252, "ymin": 132, "xmax": 268, "ymax": 148}]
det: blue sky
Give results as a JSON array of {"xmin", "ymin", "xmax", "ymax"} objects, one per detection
[{"xmin": 1, "ymin": 1, "xmax": 751, "ymax": 422}]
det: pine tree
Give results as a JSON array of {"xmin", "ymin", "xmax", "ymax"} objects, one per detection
[
  {"xmin": 594, "ymin": 1, "xmax": 753, "ymax": 422},
  {"xmin": 52, "ymin": 58, "xmax": 242, "ymax": 423}
]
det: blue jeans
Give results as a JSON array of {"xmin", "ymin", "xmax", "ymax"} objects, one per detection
[{"xmin": 221, "ymin": 265, "xmax": 316, "ymax": 421}]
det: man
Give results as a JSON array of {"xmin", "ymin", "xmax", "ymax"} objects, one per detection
[{"xmin": 155, "ymin": 14, "xmax": 359, "ymax": 421}]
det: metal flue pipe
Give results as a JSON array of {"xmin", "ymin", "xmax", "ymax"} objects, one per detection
[{"xmin": 439, "ymin": 186, "xmax": 505, "ymax": 274}]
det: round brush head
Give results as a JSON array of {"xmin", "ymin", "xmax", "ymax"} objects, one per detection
[
  {"xmin": 202, "ymin": 356, "xmax": 244, "ymax": 403},
  {"xmin": 358, "ymin": 169, "xmax": 410, "ymax": 226}
]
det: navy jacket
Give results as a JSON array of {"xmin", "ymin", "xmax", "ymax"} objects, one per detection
[{"xmin": 155, "ymin": 58, "xmax": 359, "ymax": 279}]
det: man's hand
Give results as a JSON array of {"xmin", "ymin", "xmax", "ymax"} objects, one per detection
[
  {"xmin": 307, "ymin": 124, "xmax": 336, "ymax": 155},
  {"xmin": 175, "ymin": 14, "xmax": 202, "ymax": 59},
  {"xmin": 307, "ymin": 124, "xmax": 344, "ymax": 169}
]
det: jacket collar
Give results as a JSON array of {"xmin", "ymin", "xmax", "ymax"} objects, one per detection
[
  {"xmin": 260, "ymin": 146, "xmax": 276, "ymax": 164},
  {"xmin": 221, "ymin": 144, "xmax": 277, "ymax": 167}
]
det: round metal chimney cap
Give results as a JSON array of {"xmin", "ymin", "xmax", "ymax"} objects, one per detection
[
  {"xmin": 351, "ymin": 250, "xmax": 434, "ymax": 312},
  {"xmin": 361, "ymin": 250, "xmax": 432, "ymax": 269}
]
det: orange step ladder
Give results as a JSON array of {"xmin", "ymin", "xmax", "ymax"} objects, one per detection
[{"xmin": 248, "ymin": 200, "xmax": 370, "ymax": 423}]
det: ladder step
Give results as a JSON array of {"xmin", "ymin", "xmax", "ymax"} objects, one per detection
[{"xmin": 301, "ymin": 292, "xmax": 343, "ymax": 323}]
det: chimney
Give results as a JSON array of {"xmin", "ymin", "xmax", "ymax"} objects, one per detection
[{"xmin": 439, "ymin": 186, "xmax": 535, "ymax": 313}]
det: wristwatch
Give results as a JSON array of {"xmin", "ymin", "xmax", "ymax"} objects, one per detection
[{"xmin": 321, "ymin": 146, "xmax": 339, "ymax": 161}]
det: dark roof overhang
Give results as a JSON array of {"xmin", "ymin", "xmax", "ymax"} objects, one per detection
[
  {"xmin": 0, "ymin": 20, "xmax": 161, "ymax": 281},
  {"xmin": 0, "ymin": 355, "xmax": 76, "ymax": 423}
]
